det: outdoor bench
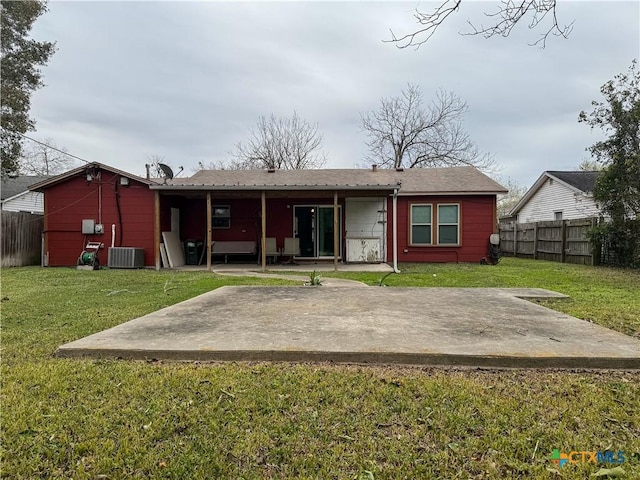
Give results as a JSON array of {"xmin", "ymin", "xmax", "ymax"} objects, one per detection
[{"xmin": 211, "ymin": 241, "xmax": 256, "ymax": 263}]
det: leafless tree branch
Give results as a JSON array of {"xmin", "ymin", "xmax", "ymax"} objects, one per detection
[
  {"xmin": 388, "ymin": 0, "xmax": 573, "ymax": 49},
  {"xmin": 18, "ymin": 137, "xmax": 76, "ymax": 175},
  {"xmin": 361, "ymin": 84, "xmax": 495, "ymax": 173},
  {"xmin": 387, "ymin": 0, "xmax": 462, "ymax": 49},
  {"xmin": 232, "ymin": 112, "xmax": 326, "ymax": 170},
  {"xmin": 496, "ymin": 176, "xmax": 527, "ymax": 217}
]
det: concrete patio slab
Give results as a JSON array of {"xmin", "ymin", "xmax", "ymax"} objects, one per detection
[{"xmin": 57, "ymin": 287, "xmax": 640, "ymax": 369}]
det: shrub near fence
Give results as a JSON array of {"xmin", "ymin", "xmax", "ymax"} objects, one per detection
[
  {"xmin": 0, "ymin": 211, "xmax": 43, "ymax": 267},
  {"xmin": 499, "ymin": 218, "xmax": 598, "ymax": 266}
]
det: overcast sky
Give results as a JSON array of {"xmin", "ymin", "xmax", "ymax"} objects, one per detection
[{"xmin": 29, "ymin": 1, "xmax": 639, "ymax": 189}]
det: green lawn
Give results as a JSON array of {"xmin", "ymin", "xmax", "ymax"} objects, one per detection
[{"xmin": 2, "ymin": 261, "xmax": 639, "ymax": 479}]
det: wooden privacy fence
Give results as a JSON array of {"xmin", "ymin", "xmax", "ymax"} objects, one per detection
[
  {"xmin": 499, "ymin": 218, "xmax": 598, "ymax": 266},
  {"xmin": 1, "ymin": 211, "xmax": 43, "ymax": 267}
]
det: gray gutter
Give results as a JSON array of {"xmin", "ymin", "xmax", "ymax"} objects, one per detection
[
  {"xmin": 397, "ymin": 190, "xmax": 507, "ymax": 196},
  {"xmin": 149, "ymin": 183, "xmax": 402, "ymax": 191}
]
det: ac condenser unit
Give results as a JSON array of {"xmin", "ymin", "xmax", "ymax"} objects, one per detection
[{"xmin": 108, "ymin": 247, "xmax": 145, "ymax": 268}]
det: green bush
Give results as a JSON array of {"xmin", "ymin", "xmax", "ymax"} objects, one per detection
[{"xmin": 591, "ymin": 219, "xmax": 640, "ymax": 268}]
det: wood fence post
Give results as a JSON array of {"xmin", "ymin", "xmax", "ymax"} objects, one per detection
[
  {"xmin": 561, "ymin": 220, "xmax": 567, "ymax": 263},
  {"xmin": 533, "ymin": 222, "xmax": 538, "ymax": 260},
  {"xmin": 513, "ymin": 221, "xmax": 518, "ymax": 257},
  {"xmin": 591, "ymin": 217, "xmax": 600, "ymax": 266}
]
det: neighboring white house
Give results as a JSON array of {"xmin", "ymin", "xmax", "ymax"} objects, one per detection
[
  {"xmin": 509, "ymin": 171, "xmax": 602, "ymax": 223},
  {"xmin": 1, "ymin": 175, "xmax": 50, "ymax": 214}
]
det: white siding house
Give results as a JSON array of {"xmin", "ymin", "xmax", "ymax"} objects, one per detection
[
  {"xmin": 510, "ymin": 171, "xmax": 602, "ymax": 223},
  {"xmin": 1, "ymin": 191, "xmax": 45, "ymax": 213},
  {"xmin": 1, "ymin": 176, "xmax": 50, "ymax": 214}
]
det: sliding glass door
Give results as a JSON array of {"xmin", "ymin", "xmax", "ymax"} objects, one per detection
[{"xmin": 294, "ymin": 205, "xmax": 341, "ymax": 258}]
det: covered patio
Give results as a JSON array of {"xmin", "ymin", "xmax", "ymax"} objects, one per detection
[{"xmin": 150, "ymin": 169, "xmax": 402, "ymax": 273}]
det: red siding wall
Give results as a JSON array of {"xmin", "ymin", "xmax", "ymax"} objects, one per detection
[
  {"xmin": 44, "ymin": 177, "xmax": 496, "ymax": 267},
  {"xmin": 179, "ymin": 197, "xmax": 345, "ymax": 253},
  {"xmin": 44, "ymin": 171, "xmax": 155, "ymax": 266},
  {"xmin": 178, "ymin": 198, "xmax": 263, "ymax": 244},
  {"xmin": 171, "ymin": 194, "xmax": 496, "ymax": 263},
  {"xmin": 387, "ymin": 195, "xmax": 497, "ymax": 263}
]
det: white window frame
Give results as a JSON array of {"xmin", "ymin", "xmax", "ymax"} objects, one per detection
[
  {"xmin": 410, "ymin": 204, "xmax": 433, "ymax": 245},
  {"xmin": 437, "ymin": 203, "xmax": 460, "ymax": 245}
]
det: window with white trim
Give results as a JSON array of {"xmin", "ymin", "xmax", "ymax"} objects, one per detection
[
  {"xmin": 437, "ymin": 204, "xmax": 459, "ymax": 245},
  {"xmin": 410, "ymin": 204, "xmax": 432, "ymax": 245}
]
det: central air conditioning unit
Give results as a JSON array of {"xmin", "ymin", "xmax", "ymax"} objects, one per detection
[{"xmin": 108, "ymin": 247, "xmax": 145, "ymax": 268}]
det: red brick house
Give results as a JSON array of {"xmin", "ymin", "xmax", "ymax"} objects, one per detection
[{"xmin": 31, "ymin": 163, "xmax": 506, "ymax": 269}]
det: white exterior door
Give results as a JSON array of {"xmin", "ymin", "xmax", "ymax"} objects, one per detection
[{"xmin": 345, "ymin": 197, "xmax": 385, "ymax": 262}]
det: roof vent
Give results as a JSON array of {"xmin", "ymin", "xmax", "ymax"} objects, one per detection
[
  {"xmin": 267, "ymin": 168, "xmax": 276, "ymax": 173},
  {"xmin": 395, "ymin": 167, "xmax": 404, "ymax": 172},
  {"xmin": 372, "ymin": 164, "xmax": 377, "ymax": 172}
]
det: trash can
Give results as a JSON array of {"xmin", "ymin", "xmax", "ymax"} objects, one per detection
[{"xmin": 184, "ymin": 239, "xmax": 203, "ymax": 265}]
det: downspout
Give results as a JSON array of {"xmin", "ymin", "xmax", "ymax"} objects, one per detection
[
  {"xmin": 261, "ymin": 191, "xmax": 266, "ymax": 273},
  {"xmin": 392, "ymin": 187, "xmax": 400, "ymax": 273}
]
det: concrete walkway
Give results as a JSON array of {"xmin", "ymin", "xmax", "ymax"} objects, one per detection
[
  {"xmin": 57, "ymin": 286, "xmax": 640, "ymax": 369},
  {"xmin": 210, "ymin": 264, "xmax": 374, "ymax": 287},
  {"xmin": 174, "ymin": 262, "xmax": 394, "ymax": 286}
]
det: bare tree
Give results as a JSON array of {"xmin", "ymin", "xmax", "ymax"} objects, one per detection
[
  {"xmin": 196, "ymin": 159, "xmax": 250, "ymax": 171},
  {"xmin": 233, "ymin": 112, "xmax": 326, "ymax": 170},
  {"xmin": 496, "ymin": 176, "xmax": 527, "ymax": 218},
  {"xmin": 147, "ymin": 154, "xmax": 167, "ymax": 177},
  {"xmin": 361, "ymin": 84, "xmax": 494, "ymax": 171},
  {"xmin": 19, "ymin": 137, "xmax": 76, "ymax": 175},
  {"xmin": 577, "ymin": 158, "xmax": 604, "ymax": 171},
  {"xmin": 147, "ymin": 155, "xmax": 183, "ymax": 179},
  {"xmin": 389, "ymin": 0, "xmax": 573, "ymax": 49}
]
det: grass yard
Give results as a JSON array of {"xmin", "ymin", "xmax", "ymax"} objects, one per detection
[{"xmin": 1, "ymin": 260, "xmax": 639, "ymax": 479}]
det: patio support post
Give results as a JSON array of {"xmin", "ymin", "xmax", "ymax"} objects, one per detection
[
  {"xmin": 392, "ymin": 188, "xmax": 400, "ymax": 273},
  {"xmin": 206, "ymin": 192, "xmax": 212, "ymax": 271},
  {"xmin": 333, "ymin": 191, "xmax": 338, "ymax": 271},
  {"xmin": 154, "ymin": 190, "xmax": 160, "ymax": 270},
  {"xmin": 261, "ymin": 190, "xmax": 266, "ymax": 272}
]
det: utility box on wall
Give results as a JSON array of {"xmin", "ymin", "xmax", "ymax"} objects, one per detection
[
  {"xmin": 82, "ymin": 219, "xmax": 95, "ymax": 234},
  {"xmin": 81, "ymin": 219, "xmax": 103, "ymax": 235},
  {"xmin": 108, "ymin": 247, "xmax": 145, "ymax": 268}
]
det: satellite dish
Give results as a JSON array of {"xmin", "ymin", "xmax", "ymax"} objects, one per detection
[{"xmin": 158, "ymin": 163, "xmax": 174, "ymax": 180}]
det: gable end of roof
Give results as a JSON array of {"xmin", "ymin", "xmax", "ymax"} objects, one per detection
[
  {"xmin": 546, "ymin": 171, "xmax": 601, "ymax": 193},
  {"xmin": 28, "ymin": 163, "xmax": 157, "ymax": 191},
  {"xmin": 509, "ymin": 170, "xmax": 601, "ymax": 216}
]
